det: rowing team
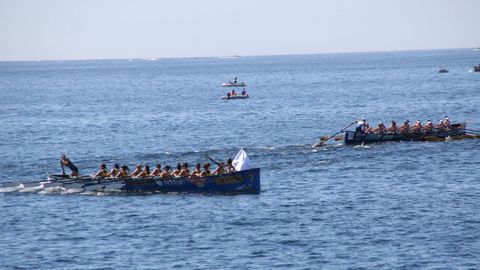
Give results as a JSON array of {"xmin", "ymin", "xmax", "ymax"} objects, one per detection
[
  {"xmin": 60, "ymin": 154, "xmax": 236, "ymax": 178},
  {"xmin": 357, "ymin": 116, "xmax": 454, "ymax": 134}
]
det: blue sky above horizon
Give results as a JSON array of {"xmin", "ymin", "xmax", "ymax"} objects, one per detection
[{"xmin": 0, "ymin": 0, "xmax": 479, "ymax": 61}]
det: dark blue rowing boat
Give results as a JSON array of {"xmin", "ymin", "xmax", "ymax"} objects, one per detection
[
  {"xmin": 13, "ymin": 168, "xmax": 260, "ymax": 194},
  {"xmin": 344, "ymin": 123, "xmax": 467, "ymax": 145}
]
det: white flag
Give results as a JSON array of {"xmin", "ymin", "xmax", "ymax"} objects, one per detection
[{"xmin": 232, "ymin": 148, "xmax": 252, "ymax": 172}]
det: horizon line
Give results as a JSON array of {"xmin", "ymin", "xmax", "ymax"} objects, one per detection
[{"xmin": 0, "ymin": 47, "xmax": 476, "ymax": 63}]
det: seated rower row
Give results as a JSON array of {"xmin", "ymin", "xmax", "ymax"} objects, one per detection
[
  {"xmin": 93, "ymin": 159, "xmax": 237, "ymax": 179},
  {"xmin": 357, "ymin": 116, "xmax": 455, "ymax": 134}
]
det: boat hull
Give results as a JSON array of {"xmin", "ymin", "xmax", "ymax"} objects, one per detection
[
  {"xmin": 49, "ymin": 168, "xmax": 261, "ymax": 194},
  {"xmin": 222, "ymin": 95, "xmax": 249, "ymax": 100},
  {"xmin": 222, "ymin": 83, "xmax": 246, "ymax": 87},
  {"xmin": 344, "ymin": 124, "xmax": 467, "ymax": 145}
]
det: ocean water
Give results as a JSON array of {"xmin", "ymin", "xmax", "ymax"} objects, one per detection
[{"xmin": 1, "ymin": 49, "xmax": 480, "ymax": 269}]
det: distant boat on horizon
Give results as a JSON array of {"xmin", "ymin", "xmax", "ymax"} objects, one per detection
[{"xmin": 218, "ymin": 55, "xmax": 241, "ymax": 59}]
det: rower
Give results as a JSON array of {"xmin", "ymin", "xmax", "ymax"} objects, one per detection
[
  {"xmin": 94, "ymin": 163, "xmax": 108, "ymax": 178},
  {"xmin": 212, "ymin": 162, "xmax": 226, "ymax": 175},
  {"xmin": 179, "ymin": 162, "xmax": 190, "ymax": 177},
  {"xmin": 129, "ymin": 164, "xmax": 142, "ymax": 177},
  {"xmin": 234, "ymin": 77, "xmax": 237, "ymax": 83},
  {"xmin": 373, "ymin": 122, "xmax": 386, "ymax": 134},
  {"xmin": 136, "ymin": 165, "xmax": 150, "ymax": 178},
  {"xmin": 231, "ymin": 89, "xmax": 237, "ymax": 96},
  {"xmin": 107, "ymin": 163, "xmax": 120, "ymax": 177},
  {"xmin": 442, "ymin": 116, "xmax": 451, "ymax": 128},
  {"xmin": 116, "ymin": 165, "xmax": 129, "ymax": 178},
  {"xmin": 241, "ymin": 88, "xmax": 247, "ymax": 96},
  {"xmin": 160, "ymin": 165, "xmax": 172, "ymax": 178},
  {"xmin": 411, "ymin": 120, "xmax": 422, "ymax": 132},
  {"xmin": 227, "ymin": 92, "xmax": 231, "ymax": 98},
  {"xmin": 399, "ymin": 120, "xmax": 410, "ymax": 133},
  {"xmin": 60, "ymin": 154, "xmax": 79, "ymax": 177},
  {"xmin": 172, "ymin": 163, "xmax": 182, "ymax": 177},
  {"xmin": 151, "ymin": 163, "xmax": 161, "ymax": 176},
  {"xmin": 423, "ymin": 119, "xmax": 433, "ymax": 132},
  {"xmin": 191, "ymin": 163, "xmax": 202, "ymax": 177},
  {"xmin": 226, "ymin": 158, "xmax": 236, "ymax": 173},
  {"xmin": 386, "ymin": 120, "xmax": 398, "ymax": 133},
  {"xmin": 200, "ymin": 163, "xmax": 211, "ymax": 176}
]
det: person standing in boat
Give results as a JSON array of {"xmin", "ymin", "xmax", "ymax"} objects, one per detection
[
  {"xmin": 60, "ymin": 154, "xmax": 79, "ymax": 177},
  {"xmin": 356, "ymin": 118, "xmax": 366, "ymax": 133},
  {"xmin": 234, "ymin": 77, "xmax": 237, "ymax": 84}
]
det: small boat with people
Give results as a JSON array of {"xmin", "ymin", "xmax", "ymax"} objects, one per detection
[
  {"xmin": 314, "ymin": 116, "xmax": 480, "ymax": 147},
  {"xmin": 2, "ymin": 149, "xmax": 260, "ymax": 194},
  {"xmin": 222, "ymin": 77, "xmax": 246, "ymax": 87},
  {"xmin": 438, "ymin": 67, "xmax": 449, "ymax": 73},
  {"xmin": 222, "ymin": 88, "xmax": 249, "ymax": 100}
]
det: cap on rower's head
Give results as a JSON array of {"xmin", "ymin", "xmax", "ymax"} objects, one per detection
[{"xmin": 362, "ymin": 118, "xmax": 366, "ymax": 121}]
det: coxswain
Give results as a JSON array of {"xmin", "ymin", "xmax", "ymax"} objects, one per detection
[
  {"xmin": 151, "ymin": 163, "xmax": 162, "ymax": 176},
  {"xmin": 94, "ymin": 163, "xmax": 108, "ymax": 178},
  {"xmin": 136, "ymin": 165, "xmax": 150, "ymax": 178},
  {"xmin": 411, "ymin": 120, "xmax": 422, "ymax": 132},
  {"xmin": 200, "ymin": 163, "xmax": 211, "ymax": 176},
  {"xmin": 226, "ymin": 158, "xmax": 236, "ymax": 173},
  {"xmin": 129, "ymin": 164, "xmax": 142, "ymax": 177},
  {"xmin": 107, "ymin": 163, "xmax": 120, "ymax": 177},
  {"xmin": 116, "ymin": 165, "xmax": 129, "ymax": 178},
  {"xmin": 60, "ymin": 154, "xmax": 79, "ymax": 177},
  {"xmin": 399, "ymin": 120, "xmax": 410, "ymax": 133},
  {"xmin": 386, "ymin": 120, "xmax": 398, "ymax": 133},
  {"xmin": 355, "ymin": 118, "xmax": 366, "ymax": 133},
  {"xmin": 423, "ymin": 119, "xmax": 433, "ymax": 132}
]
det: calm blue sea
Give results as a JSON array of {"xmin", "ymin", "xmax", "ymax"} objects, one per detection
[{"xmin": 1, "ymin": 49, "xmax": 480, "ymax": 269}]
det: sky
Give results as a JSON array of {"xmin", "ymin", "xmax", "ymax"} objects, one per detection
[{"xmin": 0, "ymin": 0, "xmax": 479, "ymax": 61}]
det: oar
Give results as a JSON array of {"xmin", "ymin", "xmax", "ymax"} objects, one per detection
[{"xmin": 314, "ymin": 121, "xmax": 357, "ymax": 147}]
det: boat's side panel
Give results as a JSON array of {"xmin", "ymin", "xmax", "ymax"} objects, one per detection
[
  {"xmin": 344, "ymin": 124, "xmax": 467, "ymax": 145},
  {"xmin": 119, "ymin": 168, "xmax": 260, "ymax": 194}
]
